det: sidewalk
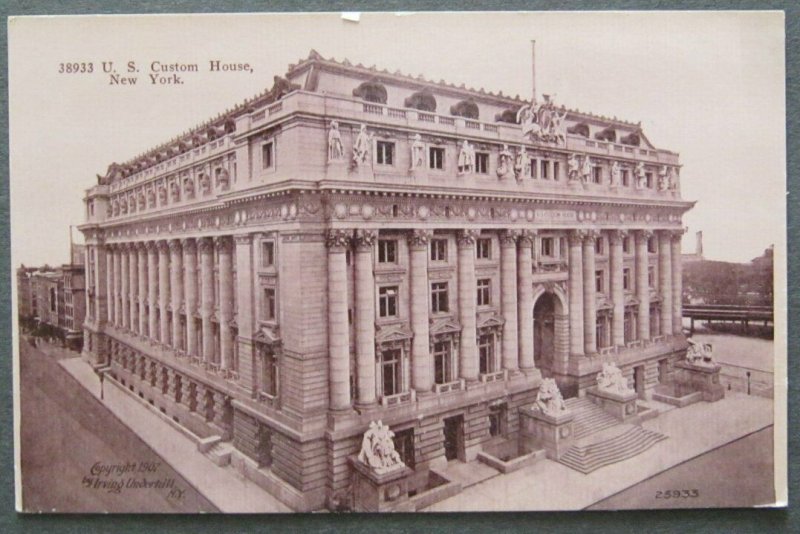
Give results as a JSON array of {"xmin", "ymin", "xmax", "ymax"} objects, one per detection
[
  {"xmin": 59, "ymin": 355, "xmax": 291, "ymax": 513},
  {"xmin": 425, "ymin": 391, "xmax": 773, "ymax": 511}
]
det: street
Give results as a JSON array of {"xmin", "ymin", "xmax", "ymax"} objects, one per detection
[{"xmin": 18, "ymin": 339, "xmax": 218, "ymax": 513}]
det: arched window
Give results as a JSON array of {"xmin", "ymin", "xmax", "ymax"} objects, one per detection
[
  {"xmin": 404, "ymin": 90, "xmax": 437, "ymax": 113},
  {"xmin": 450, "ymin": 99, "xmax": 479, "ymax": 120},
  {"xmin": 352, "ymin": 80, "xmax": 388, "ymax": 104}
]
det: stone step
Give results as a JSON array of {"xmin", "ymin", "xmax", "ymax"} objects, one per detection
[
  {"xmin": 204, "ymin": 441, "xmax": 234, "ymax": 467},
  {"xmin": 560, "ymin": 433, "xmax": 666, "ymax": 473},
  {"xmin": 559, "ymin": 426, "xmax": 667, "ymax": 474}
]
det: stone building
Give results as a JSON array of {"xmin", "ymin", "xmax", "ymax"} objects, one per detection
[
  {"xmin": 20, "ymin": 261, "xmax": 86, "ymax": 350},
  {"xmin": 79, "ymin": 50, "xmax": 692, "ymax": 510}
]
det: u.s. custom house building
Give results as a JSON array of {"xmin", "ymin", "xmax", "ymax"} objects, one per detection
[{"xmin": 79, "ymin": 50, "xmax": 694, "ymax": 511}]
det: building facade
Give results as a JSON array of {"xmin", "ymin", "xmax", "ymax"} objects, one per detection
[{"xmin": 79, "ymin": 51, "xmax": 692, "ymax": 510}]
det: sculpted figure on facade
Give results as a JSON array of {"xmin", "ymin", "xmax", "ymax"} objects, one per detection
[
  {"xmin": 199, "ymin": 173, "xmax": 212, "ymax": 195},
  {"xmin": 158, "ymin": 185, "xmax": 168, "ymax": 205},
  {"xmin": 686, "ymin": 338, "xmax": 716, "ymax": 367},
  {"xmin": 147, "ymin": 189, "xmax": 156, "ymax": 208},
  {"xmin": 216, "ymin": 168, "xmax": 230, "ymax": 190},
  {"xmin": 534, "ymin": 378, "xmax": 567, "ymax": 416},
  {"xmin": 658, "ymin": 165, "xmax": 670, "ymax": 192},
  {"xmin": 138, "ymin": 192, "xmax": 146, "ymax": 210},
  {"xmin": 596, "ymin": 362, "xmax": 634, "ymax": 394},
  {"xmin": 635, "ymin": 161, "xmax": 647, "ymax": 189},
  {"xmin": 517, "ymin": 94, "xmax": 567, "ymax": 145},
  {"xmin": 170, "ymin": 181, "xmax": 181, "ymax": 202},
  {"xmin": 610, "ymin": 160, "xmax": 621, "ymax": 188},
  {"xmin": 497, "ymin": 144, "xmax": 513, "ymax": 178},
  {"xmin": 357, "ymin": 420, "xmax": 405, "ymax": 473},
  {"xmin": 457, "ymin": 140, "xmax": 475, "ymax": 175},
  {"xmin": 514, "ymin": 146, "xmax": 528, "ymax": 181},
  {"xmin": 327, "ymin": 120, "xmax": 344, "ymax": 162},
  {"xmin": 567, "ymin": 153, "xmax": 580, "ymax": 182},
  {"xmin": 580, "ymin": 155, "xmax": 593, "ymax": 183},
  {"xmin": 352, "ymin": 124, "xmax": 371, "ymax": 167},
  {"xmin": 183, "ymin": 176, "xmax": 195, "ymax": 199},
  {"xmin": 410, "ymin": 133, "xmax": 425, "ymax": 170}
]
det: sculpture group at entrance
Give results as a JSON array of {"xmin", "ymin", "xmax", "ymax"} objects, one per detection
[{"xmin": 357, "ymin": 420, "xmax": 405, "ymax": 474}]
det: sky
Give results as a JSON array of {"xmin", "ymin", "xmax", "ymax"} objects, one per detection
[{"xmin": 8, "ymin": 11, "xmax": 786, "ymax": 266}]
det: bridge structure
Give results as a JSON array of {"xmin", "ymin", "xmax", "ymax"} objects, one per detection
[{"xmin": 682, "ymin": 304, "xmax": 774, "ymax": 335}]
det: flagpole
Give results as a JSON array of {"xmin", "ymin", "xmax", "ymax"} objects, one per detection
[{"xmin": 531, "ymin": 39, "xmax": 537, "ymax": 105}]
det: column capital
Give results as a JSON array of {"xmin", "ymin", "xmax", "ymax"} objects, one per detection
[
  {"xmin": 635, "ymin": 229, "xmax": 654, "ymax": 243},
  {"xmin": 608, "ymin": 229, "xmax": 628, "ymax": 245},
  {"xmin": 214, "ymin": 235, "xmax": 234, "ymax": 254},
  {"xmin": 182, "ymin": 237, "xmax": 197, "ymax": 252},
  {"xmin": 326, "ymin": 228, "xmax": 352, "ymax": 250},
  {"xmin": 583, "ymin": 228, "xmax": 601, "ymax": 243},
  {"xmin": 197, "ymin": 237, "xmax": 214, "ymax": 254},
  {"xmin": 457, "ymin": 229, "xmax": 480, "ymax": 247},
  {"xmin": 406, "ymin": 229, "xmax": 431, "ymax": 249},
  {"xmin": 156, "ymin": 240, "xmax": 170, "ymax": 253},
  {"xmin": 233, "ymin": 234, "xmax": 252, "ymax": 246},
  {"xmin": 500, "ymin": 229, "xmax": 521, "ymax": 246},
  {"xmin": 669, "ymin": 228, "xmax": 686, "ymax": 242},
  {"xmin": 568, "ymin": 229, "xmax": 587, "ymax": 246},
  {"xmin": 168, "ymin": 238, "xmax": 183, "ymax": 253},
  {"xmin": 518, "ymin": 229, "xmax": 536, "ymax": 247}
]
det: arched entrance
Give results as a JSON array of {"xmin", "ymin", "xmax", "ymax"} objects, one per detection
[{"xmin": 533, "ymin": 292, "xmax": 557, "ymax": 376}]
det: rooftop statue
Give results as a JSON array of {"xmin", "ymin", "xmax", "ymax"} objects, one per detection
[
  {"xmin": 596, "ymin": 362, "xmax": 634, "ymax": 394},
  {"xmin": 352, "ymin": 124, "xmax": 371, "ymax": 167},
  {"xmin": 517, "ymin": 94, "xmax": 567, "ymax": 145},
  {"xmin": 686, "ymin": 338, "xmax": 716, "ymax": 368},
  {"xmin": 457, "ymin": 140, "xmax": 475, "ymax": 175},
  {"xmin": 357, "ymin": 420, "xmax": 405, "ymax": 474},
  {"xmin": 497, "ymin": 144, "xmax": 513, "ymax": 179},
  {"xmin": 327, "ymin": 120, "xmax": 344, "ymax": 163},
  {"xmin": 534, "ymin": 378, "xmax": 567, "ymax": 416},
  {"xmin": 410, "ymin": 134, "xmax": 425, "ymax": 170}
]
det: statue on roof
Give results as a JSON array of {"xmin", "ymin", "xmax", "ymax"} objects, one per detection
[
  {"xmin": 327, "ymin": 121, "xmax": 345, "ymax": 163},
  {"xmin": 352, "ymin": 124, "xmax": 371, "ymax": 167},
  {"xmin": 517, "ymin": 94, "xmax": 567, "ymax": 145},
  {"xmin": 514, "ymin": 146, "xmax": 528, "ymax": 181},
  {"xmin": 497, "ymin": 144, "xmax": 513, "ymax": 179},
  {"xmin": 457, "ymin": 140, "xmax": 475, "ymax": 175},
  {"xmin": 410, "ymin": 134, "xmax": 425, "ymax": 170}
]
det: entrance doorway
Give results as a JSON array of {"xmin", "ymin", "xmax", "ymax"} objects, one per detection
[
  {"xmin": 634, "ymin": 365, "xmax": 646, "ymax": 399},
  {"xmin": 533, "ymin": 292, "xmax": 557, "ymax": 376},
  {"xmin": 443, "ymin": 415, "xmax": 465, "ymax": 462}
]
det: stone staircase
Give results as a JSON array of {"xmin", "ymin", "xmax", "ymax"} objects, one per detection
[
  {"xmin": 559, "ymin": 397, "xmax": 667, "ymax": 474},
  {"xmin": 204, "ymin": 441, "xmax": 234, "ymax": 467}
]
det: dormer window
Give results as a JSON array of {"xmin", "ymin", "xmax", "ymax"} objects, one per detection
[
  {"xmin": 404, "ymin": 90, "xmax": 437, "ymax": 113},
  {"xmin": 353, "ymin": 80, "xmax": 388, "ymax": 104},
  {"xmin": 450, "ymin": 99, "xmax": 479, "ymax": 120}
]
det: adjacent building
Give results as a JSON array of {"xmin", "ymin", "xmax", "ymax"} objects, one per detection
[{"xmin": 78, "ymin": 50, "xmax": 692, "ymax": 510}]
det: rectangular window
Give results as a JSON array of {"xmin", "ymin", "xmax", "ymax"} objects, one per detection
[
  {"xmin": 595, "ymin": 270, "xmax": 604, "ymax": 293},
  {"xmin": 393, "ymin": 428, "xmax": 415, "ymax": 468},
  {"xmin": 477, "ymin": 278, "xmax": 491, "ymax": 307},
  {"xmin": 379, "ymin": 286, "xmax": 399, "ymax": 318},
  {"xmin": 540, "ymin": 160, "xmax": 549, "ymax": 179},
  {"xmin": 376, "ymin": 141, "xmax": 394, "ymax": 165},
  {"xmin": 431, "ymin": 282, "xmax": 449, "ymax": 313},
  {"xmin": 475, "ymin": 152, "xmax": 489, "ymax": 174},
  {"xmin": 262, "ymin": 142, "xmax": 274, "ymax": 169},
  {"xmin": 489, "ymin": 404, "xmax": 507, "ymax": 437},
  {"xmin": 553, "ymin": 161, "xmax": 560, "ymax": 181},
  {"xmin": 646, "ymin": 172, "xmax": 654, "ymax": 188},
  {"xmin": 593, "ymin": 166, "xmax": 602, "ymax": 184},
  {"xmin": 623, "ymin": 236, "xmax": 632, "ymax": 254},
  {"xmin": 381, "ymin": 348, "xmax": 402, "ymax": 396},
  {"xmin": 622, "ymin": 169, "xmax": 630, "ymax": 187},
  {"xmin": 262, "ymin": 287, "xmax": 276, "ymax": 321},
  {"xmin": 648, "ymin": 237, "xmax": 657, "ymax": 254},
  {"xmin": 433, "ymin": 340, "xmax": 454, "ymax": 384},
  {"xmin": 378, "ymin": 239, "xmax": 397, "ymax": 264},
  {"xmin": 595, "ymin": 237, "xmax": 604, "ymax": 255},
  {"xmin": 430, "ymin": 238, "xmax": 448, "ymax": 262},
  {"xmin": 648, "ymin": 266, "xmax": 656, "ymax": 288},
  {"xmin": 429, "ymin": 147, "xmax": 444, "ymax": 170},
  {"xmin": 541, "ymin": 237, "xmax": 555, "ymax": 258},
  {"xmin": 530, "ymin": 158, "xmax": 537, "ymax": 178},
  {"xmin": 476, "ymin": 238, "xmax": 492, "ymax": 260},
  {"xmin": 623, "ymin": 267, "xmax": 631, "ymax": 290},
  {"xmin": 478, "ymin": 334, "xmax": 495, "ymax": 374},
  {"xmin": 260, "ymin": 346, "xmax": 278, "ymax": 396},
  {"xmin": 261, "ymin": 241, "xmax": 275, "ymax": 267}
]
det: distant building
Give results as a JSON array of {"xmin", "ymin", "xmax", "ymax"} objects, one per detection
[{"xmin": 681, "ymin": 231, "xmax": 703, "ymax": 263}]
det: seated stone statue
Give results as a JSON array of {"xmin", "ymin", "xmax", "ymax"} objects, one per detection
[
  {"xmin": 357, "ymin": 420, "xmax": 405, "ymax": 473},
  {"xmin": 535, "ymin": 378, "xmax": 567, "ymax": 416},
  {"xmin": 686, "ymin": 338, "xmax": 715, "ymax": 367},
  {"xmin": 596, "ymin": 361, "xmax": 634, "ymax": 394}
]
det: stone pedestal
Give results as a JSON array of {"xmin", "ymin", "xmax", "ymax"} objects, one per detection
[
  {"xmin": 349, "ymin": 456, "xmax": 415, "ymax": 512},
  {"xmin": 587, "ymin": 387, "xmax": 638, "ymax": 421},
  {"xmin": 518, "ymin": 405, "xmax": 575, "ymax": 460},
  {"xmin": 674, "ymin": 361, "xmax": 725, "ymax": 402}
]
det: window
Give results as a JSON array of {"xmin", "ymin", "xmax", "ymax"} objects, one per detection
[
  {"xmin": 595, "ymin": 237, "xmax": 604, "ymax": 255},
  {"xmin": 259, "ymin": 345, "xmax": 278, "ymax": 396},
  {"xmin": 431, "ymin": 282, "xmax": 449, "ymax": 313},
  {"xmin": 262, "ymin": 142, "xmax": 274, "ymax": 169},
  {"xmin": 540, "ymin": 159, "xmax": 549, "ymax": 179},
  {"xmin": 378, "ymin": 239, "xmax": 397, "ymax": 263},
  {"xmin": 430, "ymin": 239, "xmax": 447, "ymax": 262},
  {"xmin": 624, "ymin": 308, "xmax": 636, "ymax": 343},
  {"xmin": 392, "ymin": 428, "xmax": 415, "ymax": 468},
  {"xmin": 623, "ymin": 268, "xmax": 631, "ymax": 290},
  {"xmin": 553, "ymin": 161, "xmax": 560, "ymax": 181},
  {"xmin": 380, "ymin": 348, "xmax": 402, "ymax": 396},
  {"xmin": 376, "ymin": 141, "xmax": 394, "ymax": 165},
  {"xmin": 595, "ymin": 270, "xmax": 605, "ymax": 293},
  {"xmin": 478, "ymin": 334, "xmax": 496, "ymax": 374},
  {"xmin": 646, "ymin": 172, "xmax": 654, "ymax": 188},
  {"xmin": 489, "ymin": 404, "xmax": 507, "ymax": 437},
  {"xmin": 622, "ymin": 169, "xmax": 630, "ymax": 187},
  {"xmin": 596, "ymin": 313, "xmax": 611, "ymax": 349},
  {"xmin": 379, "ymin": 286, "xmax": 399, "ymax": 318},
  {"xmin": 648, "ymin": 265, "xmax": 656, "ymax": 288},
  {"xmin": 261, "ymin": 241, "xmax": 275, "ymax": 267},
  {"xmin": 623, "ymin": 236, "xmax": 632, "ymax": 254},
  {"xmin": 476, "ymin": 238, "xmax": 492, "ymax": 260},
  {"xmin": 541, "ymin": 237, "xmax": 555, "ymax": 258},
  {"xmin": 475, "ymin": 152, "xmax": 489, "ymax": 174},
  {"xmin": 593, "ymin": 166, "xmax": 602, "ymax": 184},
  {"xmin": 262, "ymin": 287, "xmax": 276, "ymax": 321},
  {"xmin": 433, "ymin": 340, "xmax": 454, "ymax": 384},
  {"xmin": 529, "ymin": 158, "xmax": 537, "ymax": 178},
  {"xmin": 429, "ymin": 147, "xmax": 444, "ymax": 170},
  {"xmin": 648, "ymin": 237, "xmax": 657, "ymax": 254},
  {"xmin": 477, "ymin": 278, "xmax": 491, "ymax": 307}
]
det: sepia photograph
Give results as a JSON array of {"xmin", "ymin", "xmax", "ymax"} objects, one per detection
[{"xmin": 8, "ymin": 11, "xmax": 787, "ymax": 513}]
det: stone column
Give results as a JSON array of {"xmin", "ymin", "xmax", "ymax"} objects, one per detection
[
  {"xmin": 355, "ymin": 229, "xmax": 378, "ymax": 405},
  {"xmin": 158, "ymin": 240, "xmax": 171, "ymax": 346},
  {"xmin": 138, "ymin": 245, "xmax": 147, "ymax": 337},
  {"xmin": 517, "ymin": 231, "xmax": 535, "ymax": 371},
  {"xmin": 95, "ymin": 243, "xmax": 108, "ymax": 325},
  {"xmin": 635, "ymin": 230, "xmax": 652, "ymax": 341},
  {"xmin": 407, "ymin": 229, "xmax": 432, "ymax": 394},
  {"xmin": 457, "ymin": 229, "xmax": 479, "ymax": 381},
  {"xmin": 106, "ymin": 246, "xmax": 115, "ymax": 324},
  {"xmin": 233, "ymin": 234, "xmax": 254, "ymax": 389},
  {"xmin": 128, "ymin": 245, "xmax": 139, "ymax": 334},
  {"xmin": 217, "ymin": 236, "xmax": 234, "ymax": 369},
  {"xmin": 500, "ymin": 230, "xmax": 519, "ymax": 373},
  {"xmin": 120, "ymin": 245, "xmax": 130, "ymax": 330},
  {"xmin": 147, "ymin": 242, "xmax": 158, "ymax": 342},
  {"xmin": 170, "ymin": 239, "xmax": 184, "ymax": 351},
  {"xmin": 568, "ymin": 231, "xmax": 585, "ymax": 357},
  {"xmin": 582, "ymin": 231, "xmax": 598, "ymax": 355},
  {"xmin": 609, "ymin": 230, "xmax": 626, "ymax": 347},
  {"xmin": 326, "ymin": 229, "xmax": 351, "ymax": 411},
  {"xmin": 671, "ymin": 230, "xmax": 683, "ymax": 334},
  {"xmin": 115, "ymin": 246, "xmax": 123, "ymax": 327},
  {"xmin": 183, "ymin": 239, "xmax": 198, "ymax": 357},
  {"xmin": 199, "ymin": 238, "xmax": 214, "ymax": 362},
  {"xmin": 658, "ymin": 231, "xmax": 673, "ymax": 336}
]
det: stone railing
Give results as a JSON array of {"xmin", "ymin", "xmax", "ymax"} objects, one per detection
[
  {"xmin": 625, "ymin": 340, "xmax": 643, "ymax": 349},
  {"xmin": 479, "ymin": 369, "xmax": 507, "ymax": 383},
  {"xmin": 380, "ymin": 389, "xmax": 416, "ymax": 407},
  {"xmin": 599, "ymin": 346, "xmax": 618, "ymax": 356},
  {"xmin": 257, "ymin": 390, "xmax": 279, "ymax": 408},
  {"xmin": 433, "ymin": 378, "xmax": 465, "ymax": 394}
]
